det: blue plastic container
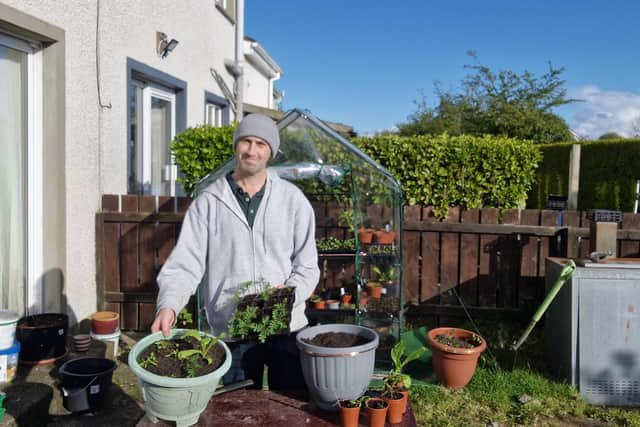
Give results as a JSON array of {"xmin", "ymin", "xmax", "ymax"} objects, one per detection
[{"xmin": 0, "ymin": 341, "xmax": 21, "ymax": 383}]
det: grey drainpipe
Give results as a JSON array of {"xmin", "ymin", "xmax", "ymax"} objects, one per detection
[{"xmin": 234, "ymin": 0, "xmax": 244, "ymax": 120}]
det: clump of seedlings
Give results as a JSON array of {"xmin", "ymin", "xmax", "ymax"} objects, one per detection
[
  {"xmin": 227, "ymin": 279, "xmax": 295, "ymax": 343},
  {"xmin": 434, "ymin": 329, "xmax": 483, "ymax": 348},
  {"xmin": 137, "ymin": 330, "xmax": 226, "ymax": 378}
]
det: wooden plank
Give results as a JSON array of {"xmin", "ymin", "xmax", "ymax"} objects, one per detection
[
  {"xmin": 101, "ymin": 212, "xmax": 185, "ymax": 223},
  {"xmin": 405, "ymin": 303, "xmax": 533, "ymax": 322},
  {"xmin": 311, "ymin": 200, "xmax": 326, "ymax": 238},
  {"xmin": 102, "ymin": 194, "xmax": 119, "ymax": 211},
  {"xmin": 139, "ymin": 196, "xmax": 155, "ymax": 212},
  {"xmin": 478, "ymin": 208, "xmax": 499, "ymax": 307},
  {"xmin": 103, "ymin": 223, "xmax": 120, "ymax": 293},
  {"xmin": 139, "ymin": 222, "xmax": 156, "ymax": 292},
  {"xmin": 421, "ymin": 229, "xmax": 439, "ymax": 303},
  {"xmin": 540, "ymin": 210, "xmax": 559, "ymax": 278},
  {"xmin": 580, "ymin": 212, "xmax": 591, "ymax": 257},
  {"xmin": 122, "ymin": 302, "xmax": 138, "ymax": 330},
  {"xmin": 158, "ymin": 196, "xmax": 174, "ymax": 213},
  {"xmin": 139, "ymin": 303, "xmax": 156, "ymax": 332},
  {"xmin": 120, "ymin": 222, "xmax": 139, "ymax": 292},
  {"xmin": 497, "ymin": 209, "xmax": 520, "ymax": 308},
  {"xmin": 439, "ymin": 207, "xmax": 459, "ymax": 305},
  {"xmin": 518, "ymin": 210, "xmax": 540, "ymax": 312},
  {"xmin": 121, "ymin": 195, "xmax": 139, "ymax": 212},
  {"xmin": 326, "ymin": 201, "xmax": 344, "ymax": 239},
  {"xmin": 177, "ymin": 197, "xmax": 191, "ymax": 213},
  {"xmin": 404, "ymin": 220, "xmax": 563, "ymax": 236},
  {"xmin": 402, "ymin": 206, "xmax": 422, "ymax": 303},
  {"xmin": 562, "ymin": 211, "xmax": 581, "ymax": 258},
  {"xmin": 620, "ymin": 213, "xmax": 640, "ymax": 257},
  {"xmin": 104, "ymin": 291, "xmax": 157, "ymax": 303},
  {"xmin": 459, "ymin": 209, "xmax": 479, "ymax": 306},
  {"xmin": 157, "ymin": 223, "xmax": 176, "ymax": 273}
]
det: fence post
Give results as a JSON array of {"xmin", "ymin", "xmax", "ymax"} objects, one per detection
[{"xmin": 568, "ymin": 144, "xmax": 581, "ymax": 210}]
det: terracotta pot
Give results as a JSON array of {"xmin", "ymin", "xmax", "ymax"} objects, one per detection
[
  {"xmin": 341, "ymin": 294, "xmax": 352, "ymax": 305},
  {"xmin": 383, "ymin": 391, "xmax": 405, "ymax": 424},
  {"xmin": 398, "ymin": 389, "xmax": 409, "ymax": 414},
  {"xmin": 357, "ymin": 228, "xmax": 374, "ymax": 244},
  {"xmin": 372, "ymin": 230, "xmax": 396, "ymax": 245},
  {"xmin": 367, "ymin": 283, "xmax": 383, "ymax": 299},
  {"xmin": 359, "ymin": 295, "xmax": 369, "ymax": 307},
  {"xmin": 427, "ymin": 327, "xmax": 487, "ymax": 388},
  {"xmin": 314, "ymin": 301, "xmax": 326, "ymax": 310},
  {"xmin": 365, "ymin": 397, "xmax": 388, "ymax": 427},
  {"xmin": 91, "ymin": 311, "xmax": 119, "ymax": 335},
  {"xmin": 338, "ymin": 401, "xmax": 361, "ymax": 427}
]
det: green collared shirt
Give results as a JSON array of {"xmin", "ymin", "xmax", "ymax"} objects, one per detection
[{"xmin": 226, "ymin": 171, "xmax": 265, "ymax": 228}]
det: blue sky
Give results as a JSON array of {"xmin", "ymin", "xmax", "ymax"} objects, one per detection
[{"xmin": 246, "ymin": 1, "xmax": 640, "ymax": 138}]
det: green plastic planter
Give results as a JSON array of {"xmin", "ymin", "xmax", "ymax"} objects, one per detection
[{"xmin": 128, "ymin": 329, "xmax": 231, "ymax": 427}]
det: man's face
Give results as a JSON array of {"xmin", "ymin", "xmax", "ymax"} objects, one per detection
[{"xmin": 235, "ymin": 136, "xmax": 271, "ymax": 176}]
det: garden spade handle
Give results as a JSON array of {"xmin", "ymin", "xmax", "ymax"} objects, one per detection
[{"xmin": 511, "ymin": 259, "xmax": 576, "ymax": 351}]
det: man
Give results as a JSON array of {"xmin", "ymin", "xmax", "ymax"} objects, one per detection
[{"xmin": 151, "ymin": 113, "xmax": 320, "ymax": 390}]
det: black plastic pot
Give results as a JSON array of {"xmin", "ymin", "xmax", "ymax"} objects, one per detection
[
  {"xmin": 16, "ymin": 313, "xmax": 68, "ymax": 364},
  {"xmin": 59, "ymin": 357, "xmax": 117, "ymax": 413}
]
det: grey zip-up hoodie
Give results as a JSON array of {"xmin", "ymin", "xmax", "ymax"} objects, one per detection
[{"xmin": 156, "ymin": 169, "xmax": 320, "ymax": 335}]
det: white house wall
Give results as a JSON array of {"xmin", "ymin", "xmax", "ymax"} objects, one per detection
[
  {"xmin": 243, "ymin": 63, "xmax": 273, "ymax": 109},
  {"xmin": 0, "ymin": 0, "xmax": 242, "ymax": 324}
]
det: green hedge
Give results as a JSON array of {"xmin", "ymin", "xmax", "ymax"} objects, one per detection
[
  {"xmin": 171, "ymin": 125, "xmax": 541, "ymax": 218},
  {"xmin": 578, "ymin": 139, "xmax": 640, "ymax": 212},
  {"xmin": 526, "ymin": 143, "xmax": 572, "ymax": 209},
  {"xmin": 354, "ymin": 134, "xmax": 541, "ymax": 218},
  {"xmin": 171, "ymin": 124, "xmax": 236, "ymax": 194},
  {"xmin": 527, "ymin": 139, "xmax": 640, "ymax": 212}
]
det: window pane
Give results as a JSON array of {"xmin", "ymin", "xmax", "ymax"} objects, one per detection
[
  {"xmin": 150, "ymin": 96, "xmax": 172, "ymax": 195},
  {"xmin": 0, "ymin": 44, "xmax": 26, "ymax": 313},
  {"xmin": 128, "ymin": 82, "xmax": 143, "ymax": 193}
]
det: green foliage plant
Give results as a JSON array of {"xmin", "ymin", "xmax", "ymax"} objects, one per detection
[
  {"xmin": 372, "ymin": 265, "xmax": 396, "ymax": 282},
  {"xmin": 227, "ymin": 280, "xmax": 293, "ymax": 344},
  {"xmin": 139, "ymin": 351, "xmax": 158, "ymax": 369},
  {"xmin": 383, "ymin": 341, "xmax": 427, "ymax": 390},
  {"xmin": 526, "ymin": 142, "xmax": 572, "ymax": 208},
  {"xmin": 338, "ymin": 395, "xmax": 370, "ymax": 408},
  {"xmin": 171, "ymin": 123, "xmax": 236, "ymax": 195},
  {"xmin": 177, "ymin": 330, "xmax": 223, "ymax": 365}
]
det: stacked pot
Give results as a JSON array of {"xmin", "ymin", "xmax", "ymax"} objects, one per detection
[
  {"xmin": 89, "ymin": 311, "xmax": 121, "ymax": 357},
  {"xmin": 0, "ymin": 311, "xmax": 20, "ymax": 383}
]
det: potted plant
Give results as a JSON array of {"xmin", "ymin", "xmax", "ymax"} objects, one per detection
[
  {"xmin": 310, "ymin": 295, "xmax": 326, "ymax": 310},
  {"xmin": 366, "ymin": 280, "xmax": 383, "ymax": 299},
  {"xmin": 372, "ymin": 225, "xmax": 396, "ymax": 245},
  {"xmin": 372, "ymin": 265, "xmax": 399, "ymax": 297},
  {"xmin": 296, "ymin": 324, "xmax": 379, "ymax": 410},
  {"xmin": 382, "ymin": 341, "xmax": 427, "ymax": 415},
  {"xmin": 381, "ymin": 388, "xmax": 405, "ymax": 424},
  {"xmin": 128, "ymin": 329, "xmax": 231, "ymax": 426},
  {"xmin": 337, "ymin": 395, "xmax": 368, "ymax": 427},
  {"xmin": 364, "ymin": 397, "xmax": 388, "ymax": 427},
  {"xmin": 227, "ymin": 279, "xmax": 295, "ymax": 344},
  {"xmin": 341, "ymin": 293, "xmax": 352, "ymax": 305},
  {"xmin": 316, "ymin": 236, "xmax": 357, "ymax": 253},
  {"xmin": 426, "ymin": 327, "xmax": 486, "ymax": 388}
]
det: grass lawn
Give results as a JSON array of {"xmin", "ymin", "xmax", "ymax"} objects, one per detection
[{"xmin": 403, "ymin": 320, "xmax": 640, "ymax": 426}]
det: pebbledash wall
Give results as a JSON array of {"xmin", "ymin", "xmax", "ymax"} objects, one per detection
[{"xmin": 0, "ymin": 0, "xmax": 257, "ymax": 324}]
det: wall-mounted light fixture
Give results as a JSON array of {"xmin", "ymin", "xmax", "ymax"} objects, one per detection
[{"xmin": 156, "ymin": 31, "xmax": 179, "ymax": 58}]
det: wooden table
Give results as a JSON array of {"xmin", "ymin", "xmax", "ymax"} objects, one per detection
[{"xmin": 137, "ymin": 389, "xmax": 418, "ymax": 426}]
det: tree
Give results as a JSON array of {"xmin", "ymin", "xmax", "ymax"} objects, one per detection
[
  {"xmin": 598, "ymin": 132, "xmax": 623, "ymax": 140},
  {"xmin": 398, "ymin": 54, "xmax": 575, "ymax": 143}
]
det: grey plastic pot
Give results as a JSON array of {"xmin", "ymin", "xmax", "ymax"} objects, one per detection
[
  {"xmin": 128, "ymin": 329, "xmax": 231, "ymax": 427},
  {"xmin": 296, "ymin": 324, "xmax": 379, "ymax": 410}
]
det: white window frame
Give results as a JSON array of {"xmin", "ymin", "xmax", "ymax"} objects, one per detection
[
  {"xmin": 142, "ymin": 83, "xmax": 177, "ymax": 196},
  {"xmin": 205, "ymin": 102, "xmax": 222, "ymax": 126},
  {"xmin": 0, "ymin": 33, "xmax": 43, "ymax": 314}
]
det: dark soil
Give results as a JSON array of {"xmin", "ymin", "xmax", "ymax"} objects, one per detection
[
  {"xmin": 303, "ymin": 332, "xmax": 370, "ymax": 347},
  {"xmin": 17, "ymin": 313, "xmax": 67, "ymax": 328},
  {"xmin": 137, "ymin": 336, "xmax": 225, "ymax": 378},
  {"xmin": 236, "ymin": 286, "xmax": 295, "ymax": 313},
  {"xmin": 366, "ymin": 398, "xmax": 388, "ymax": 409},
  {"xmin": 434, "ymin": 333, "xmax": 483, "ymax": 349}
]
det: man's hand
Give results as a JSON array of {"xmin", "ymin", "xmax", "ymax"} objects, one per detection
[{"xmin": 151, "ymin": 308, "xmax": 176, "ymax": 337}]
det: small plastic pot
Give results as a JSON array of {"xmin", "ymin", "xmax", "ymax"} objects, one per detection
[{"xmin": 91, "ymin": 312, "xmax": 119, "ymax": 335}]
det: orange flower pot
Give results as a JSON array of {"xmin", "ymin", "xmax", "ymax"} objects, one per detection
[
  {"xmin": 314, "ymin": 300, "xmax": 326, "ymax": 310},
  {"xmin": 357, "ymin": 228, "xmax": 374, "ymax": 244},
  {"xmin": 365, "ymin": 397, "xmax": 388, "ymax": 427},
  {"xmin": 367, "ymin": 284, "xmax": 383, "ymax": 299},
  {"xmin": 372, "ymin": 230, "xmax": 396, "ymax": 245},
  {"xmin": 91, "ymin": 311, "xmax": 119, "ymax": 335},
  {"xmin": 427, "ymin": 327, "xmax": 487, "ymax": 388},
  {"xmin": 341, "ymin": 294, "xmax": 352, "ymax": 305},
  {"xmin": 338, "ymin": 401, "xmax": 361, "ymax": 427},
  {"xmin": 383, "ymin": 391, "xmax": 405, "ymax": 424}
]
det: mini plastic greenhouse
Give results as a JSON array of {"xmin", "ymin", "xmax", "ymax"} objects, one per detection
[{"xmin": 198, "ymin": 109, "xmax": 404, "ymax": 367}]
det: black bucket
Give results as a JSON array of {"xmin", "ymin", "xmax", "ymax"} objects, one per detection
[
  {"xmin": 58, "ymin": 357, "xmax": 117, "ymax": 413},
  {"xmin": 17, "ymin": 313, "xmax": 68, "ymax": 364}
]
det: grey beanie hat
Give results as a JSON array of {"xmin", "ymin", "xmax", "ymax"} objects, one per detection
[{"xmin": 233, "ymin": 113, "xmax": 280, "ymax": 159}]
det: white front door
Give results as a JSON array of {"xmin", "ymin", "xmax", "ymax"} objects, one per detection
[
  {"xmin": 0, "ymin": 33, "xmax": 42, "ymax": 314},
  {"xmin": 129, "ymin": 81, "xmax": 177, "ymax": 196}
]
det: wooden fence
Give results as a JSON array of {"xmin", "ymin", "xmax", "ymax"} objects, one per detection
[{"xmin": 96, "ymin": 195, "xmax": 640, "ymax": 330}]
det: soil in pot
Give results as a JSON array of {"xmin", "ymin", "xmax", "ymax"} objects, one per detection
[
  {"xmin": 434, "ymin": 332, "xmax": 483, "ymax": 348},
  {"xmin": 302, "ymin": 331, "xmax": 371, "ymax": 348},
  {"xmin": 17, "ymin": 313, "xmax": 68, "ymax": 363},
  {"xmin": 136, "ymin": 333, "xmax": 225, "ymax": 378}
]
